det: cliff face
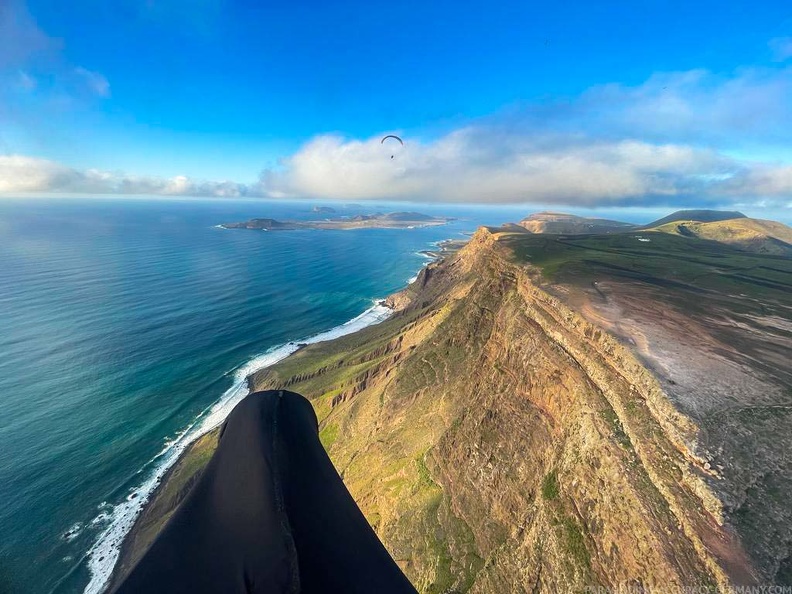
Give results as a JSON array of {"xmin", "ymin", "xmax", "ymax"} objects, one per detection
[
  {"xmin": 114, "ymin": 225, "xmax": 790, "ymax": 592},
  {"xmin": 250, "ymin": 229, "xmax": 758, "ymax": 592}
]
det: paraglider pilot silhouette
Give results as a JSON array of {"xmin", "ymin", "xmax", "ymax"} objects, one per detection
[
  {"xmin": 381, "ymin": 134, "xmax": 404, "ymax": 159},
  {"xmin": 113, "ymin": 390, "xmax": 417, "ymax": 594},
  {"xmin": 115, "ymin": 140, "xmax": 415, "ymax": 594}
]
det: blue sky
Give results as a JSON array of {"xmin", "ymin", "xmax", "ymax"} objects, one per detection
[{"xmin": 1, "ymin": 0, "xmax": 792, "ymax": 209}]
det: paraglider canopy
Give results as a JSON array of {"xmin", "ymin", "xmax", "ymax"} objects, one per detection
[
  {"xmin": 381, "ymin": 134, "xmax": 404, "ymax": 146},
  {"xmin": 381, "ymin": 135, "xmax": 404, "ymax": 159}
]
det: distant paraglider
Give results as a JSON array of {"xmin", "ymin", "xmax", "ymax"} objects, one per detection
[{"xmin": 381, "ymin": 134, "xmax": 404, "ymax": 159}]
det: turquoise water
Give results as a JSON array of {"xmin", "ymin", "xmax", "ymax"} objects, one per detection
[{"xmin": 0, "ymin": 198, "xmax": 532, "ymax": 593}]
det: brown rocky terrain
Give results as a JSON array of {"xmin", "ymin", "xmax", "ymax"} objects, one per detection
[
  {"xmin": 513, "ymin": 209, "xmax": 792, "ymax": 257},
  {"xmin": 516, "ymin": 212, "xmax": 636, "ymax": 234},
  {"xmin": 111, "ymin": 224, "xmax": 792, "ymax": 592},
  {"xmin": 649, "ymin": 218, "xmax": 792, "ymax": 256}
]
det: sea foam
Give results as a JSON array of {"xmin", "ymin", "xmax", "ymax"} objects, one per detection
[{"xmin": 83, "ymin": 302, "xmax": 392, "ymax": 594}]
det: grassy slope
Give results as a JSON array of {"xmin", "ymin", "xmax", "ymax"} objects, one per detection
[
  {"xmin": 517, "ymin": 212, "xmax": 636, "ymax": 234},
  {"xmin": 499, "ymin": 230, "xmax": 792, "ymax": 583},
  {"xmin": 250, "ymin": 232, "xmax": 758, "ymax": 591},
  {"xmin": 500, "ymin": 230, "xmax": 792, "ymax": 302},
  {"xmin": 649, "ymin": 218, "xmax": 792, "ymax": 256},
  {"xmin": 644, "ymin": 210, "xmax": 746, "ymax": 228},
  {"xmin": 114, "ymin": 228, "xmax": 792, "ymax": 591},
  {"xmin": 109, "ymin": 431, "xmax": 219, "ymax": 588}
]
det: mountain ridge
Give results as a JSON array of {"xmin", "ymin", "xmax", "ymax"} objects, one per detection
[
  {"xmin": 513, "ymin": 209, "xmax": 792, "ymax": 257},
  {"xmin": 643, "ymin": 209, "xmax": 747, "ymax": 228},
  {"xmin": 109, "ymin": 215, "xmax": 792, "ymax": 592},
  {"xmin": 516, "ymin": 211, "xmax": 637, "ymax": 234},
  {"xmin": 252, "ymin": 228, "xmax": 767, "ymax": 590},
  {"xmin": 648, "ymin": 218, "xmax": 792, "ymax": 256}
]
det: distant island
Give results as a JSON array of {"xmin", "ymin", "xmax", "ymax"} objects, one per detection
[
  {"xmin": 311, "ymin": 205, "xmax": 337, "ymax": 214},
  {"xmin": 221, "ymin": 211, "xmax": 455, "ymax": 231}
]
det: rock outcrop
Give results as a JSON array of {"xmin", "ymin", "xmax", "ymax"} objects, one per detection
[
  {"xmin": 251, "ymin": 228, "xmax": 762, "ymax": 592},
  {"xmin": 115, "ymin": 225, "xmax": 791, "ymax": 592}
]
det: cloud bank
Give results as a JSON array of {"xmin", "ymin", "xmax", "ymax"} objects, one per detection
[
  {"xmin": 0, "ymin": 156, "xmax": 246, "ymax": 197},
  {"xmin": 255, "ymin": 65, "xmax": 792, "ymax": 206},
  {"xmin": 3, "ymin": 136, "xmax": 790, "ymax": 208},
  {"xmin": 770, "ymin": 37, "xmax": 792, "ymax": 62},
  {"xmin": 258, "ymin": 133, "xmax": 741, "ymax": 205},
  {"xmin": 2, "ymin": 63, "xmax": 792, "ymax": 208}
]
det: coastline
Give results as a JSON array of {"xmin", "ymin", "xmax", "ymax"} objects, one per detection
[
  {"xmin": 219, "ymin": 213, "xmax": 456, "ymax": 231},
  {"xmin": 219, "ymin": 221, "xmax": 452, "ymax": 231},
  {"xmin": 77, "ymin": 223, "xmax": 792, "ymax": 591},
  {"xmin": 87, "ymin": 303, "xmax": 394, "ymax": 594},
  {"xmin": 418, "ymin": 238, "xmax": 468, "ymax": 260},
  {"xmin": 93, "ymin": 240, "xmax": 459, "ymax": 593}
]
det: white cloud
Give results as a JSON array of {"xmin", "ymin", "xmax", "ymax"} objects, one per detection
[
  {"xmin": 3, "ymin": 54, "xmax": 792, "ymax": 208},
  {"xmin": 255, "ymin": 132, "xmax": 759, "ymax": 205},
  {"xmin": 769, "ymin": 37, "xmax": 792, "ymax": 62},
  {"xmin": 726, "ymin": 164, "xmax": 792, "ymax": 197},
  {"xmin": 0, "ymin": 155, "xmax": 246, "ymax": 197},
  {"xmin": 3, "ymin": 135, "xmax": 792, "ymax": 207},
  {"xmin": 510, "ymin": 67, "xmax": 792, "ymax": 147},
  {"xmin": 0, "ymin": 1, "xmax": 110, "ymax": 118},
  {"xmin": 0, "ymin": 0, "xmax": 56, "ymax": 68},
  {"xmin": 0, "ymin": 155, "xmax": 75, "ymax": 193},
  {"xmin": 249, "ymin": 64, "xmax": 792, "ymax": 206},
  {"xmin": 16, "ymin": 70, "xmax": 37, "ymax": 91},
  {"xmin": 74, "ymin": 67, "xmax": 110, "ymax": 97}
]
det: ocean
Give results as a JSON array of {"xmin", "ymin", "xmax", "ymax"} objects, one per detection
[{"xmin": 0, "ymin": 197, "xmax": 534, "ymax": 593}]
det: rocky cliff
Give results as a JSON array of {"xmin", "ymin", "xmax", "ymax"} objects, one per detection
[
  {"xmin": 115, "ymin": 225, "xmax": 791, "ymax": 592},
  {"xmin": 250, "ymin": 228, "xmax": 762, "ymax": 592}
]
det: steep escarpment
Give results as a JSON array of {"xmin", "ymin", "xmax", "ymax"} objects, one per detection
[
  {"xmin": 249, "ymin": 228, "xmax": 756, "ymax": 592},
  {"xmin": 504, "ymin": 230, "xmax": 792, "ymax": 584},
  {"xmin": 114, "ymin": 226, "xmax": 788, "ymax": 592}
]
